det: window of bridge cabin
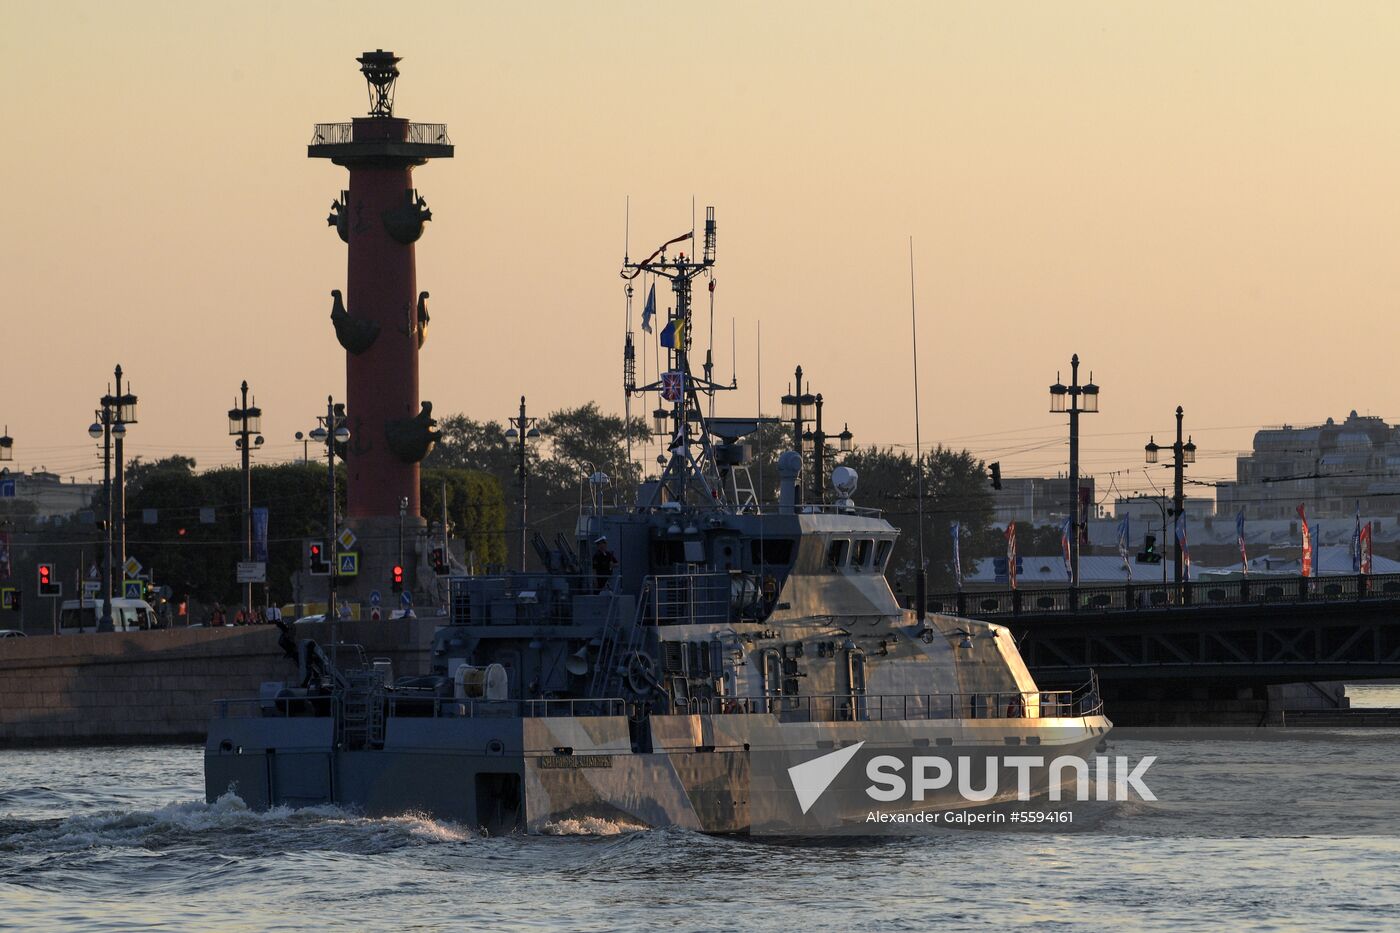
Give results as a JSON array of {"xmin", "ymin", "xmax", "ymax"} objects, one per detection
[
  {"xmin": 650, "ymin": 539, "xmax": 688, "ymax": 566},
  {"xmin": 853, "ymin": 539, "xmax": 873, "ymax": 571},
  {"xmin": 749, "ymin": 538, "xmax": 795, "ymax": 567},
  {"xmin": 874, "ymin": 540, "xmax": 893, "ymax": 571},
  {"xmin": 826, "ymin": 539, "xmax": 850, "ymax": 572}
]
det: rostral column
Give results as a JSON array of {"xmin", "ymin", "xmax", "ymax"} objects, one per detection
[{"xmin": 309, "ymin": 50, "xmax": 451, "ymax": 597}]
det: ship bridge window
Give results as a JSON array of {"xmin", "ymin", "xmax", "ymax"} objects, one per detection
[
  {"xmin": 650, "ymin": 540, "xmax": 687, "ymax": 566},
  {"xmin": 826, "ymin": 539, "xmax": 850, "ymax": 572},
  {"xmin": 853, "ymin": 539, "xmax": 873, "ymax": 571},
  {"xmin": 750, "ymin": 538, "xmax": 795, "ymax": 567},
  {"xmin": 874, "ymin": 540, "xmax": 893, "ymax": 571}
]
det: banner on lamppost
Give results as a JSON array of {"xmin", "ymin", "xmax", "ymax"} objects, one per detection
[
  {"xmin": 1117, "ymin": 516, "xmax": 1131, "ymax": 581},
  {"xmin": 1297, "ymin": 504, "xmax": 1311, "ymax": 578},
  {"xmin": 252, "ymin": 507, "xmax": 269, "ymax": 563},
  {"xmin": 1175, "ymin": 517, "xmax": 1191, "ymax": 582},
  {"xmin": 1005, "ymin": 524, "xmax": 1018, "ymax": 591},
  {"xmin": 950, "ymin": 521, "xmax": 962, "ymax": 590},
  {"xmin": 1059, "ymin": 516, "xmax": 1073, "ymax": 581},
  {"xmin": 1236, "ymin": 509, "xmax": 1248, "ymax": 575}
]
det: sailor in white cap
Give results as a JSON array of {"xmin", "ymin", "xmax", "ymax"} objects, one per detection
[{"xmin": 592, "ymin": 536, "xmax": 618, "ymax": 593}]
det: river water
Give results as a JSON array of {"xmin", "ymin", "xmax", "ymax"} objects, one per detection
[{"xmin": 2, "ymin": 690, "xmax": 1399, "ymax": 931}]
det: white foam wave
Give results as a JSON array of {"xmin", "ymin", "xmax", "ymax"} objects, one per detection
[{"xmin": 541, "ymin": 816, "xmax": 648, "ymax": 836}]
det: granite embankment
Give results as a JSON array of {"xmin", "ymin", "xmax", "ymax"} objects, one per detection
[{"xmin": 0, "ymin": 620, "xmax": 436, "ymax": 747}]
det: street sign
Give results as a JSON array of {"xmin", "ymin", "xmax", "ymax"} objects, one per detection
[
  {"xmin": 88, "ymin": 563, "xmax": 99, "ymax": 580},
  {"xmin": 0, "ymin": 479, "xmax": 14, "ymax": 498},
  {"xmin": 370, "ymin": 608, "xmax": 382, "ymax": 621},
  {"xmin": 400, "ymin": 590, "xmax": 413, "ymax": 609},
  {"xmin": 236, "ymin": 561, "xmax": 267, "ymax": 584},
  {"xmin": 338, "ymin": 552, "xmax": 359, "ymax": 576},
  {"xmin": 123, "ymin": 556, "xmax": 142, "ymax": 578},
  {"xmin": 0, "ymin": 587, "xmax": 15, "ymax": 610},
  {"xmin": 369, "ymin": 589, "xmax": 382, "ymax": 606},
  {"xmin": 83, "ymin": 581, "xmax": 101, "ymax": 596},
  {"xmin": 123, "ymin": 579, "xmax": 143, "ymax": 599},
  {"xmin": 337, "ymin": 527, "xmax": 358, "ymax": 551}
]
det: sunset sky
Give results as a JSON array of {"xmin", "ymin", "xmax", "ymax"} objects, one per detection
[{"xmin": 4, "ymin": 1, "xmax": 1398, "ymax": 505}]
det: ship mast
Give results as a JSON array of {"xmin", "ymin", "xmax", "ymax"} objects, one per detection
[{"xmin": 621, "ymin": 206, "xmax": 735, "ymax": 506}]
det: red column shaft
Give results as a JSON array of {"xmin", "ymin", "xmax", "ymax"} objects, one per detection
[{"xmin": 345, "ymin": 118, "xmax": 420, "ymax": 518}]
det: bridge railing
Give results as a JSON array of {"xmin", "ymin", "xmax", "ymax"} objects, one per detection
[
  {"xmin": 669, "ymin": 681, "xmax": 1103, "ymax": 721},
  {"xmin": 925, "ymin": 572, "xmax": 1400, "ymax": 618}
]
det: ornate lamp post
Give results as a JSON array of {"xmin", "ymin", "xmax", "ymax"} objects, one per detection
[
  {"xmin": 504, "ymin": 396, "xmax": 541, "ymax": 572},
  {"xmin": 1048, "ymin": 355, "xmax": 1099, "ymax": 587},
  {"xmin": 87, "ymin": 366, "xmax": 137, "ymax": 631},
  {"xmin": 228, "ymin": 381, "xmax": 264, "ymax": 617},
  {"xmin": 1145, "ymin": 406, "xmax": 1196, "ymax": 585}
]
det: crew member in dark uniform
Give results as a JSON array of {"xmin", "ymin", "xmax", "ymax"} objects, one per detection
[{"xmin": 592, "ymin": 536, "xmax": 618, "ymax": 593}]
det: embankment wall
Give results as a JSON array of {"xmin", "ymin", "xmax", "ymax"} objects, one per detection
[{"xmin": 0, "ymin": 620, "xmax": 436, "ymax": 747}]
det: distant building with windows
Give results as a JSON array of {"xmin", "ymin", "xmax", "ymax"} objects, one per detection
[
  {"xmin": 0, "ymin": 470, "xmax": 99, "ymax": 520},
  {"xmin": 991, "ymin": 475, "xmax": 1097, "ymax": 526},
  {"xmin": 1216, "ymin": 410, "xmax": 1400, "ymax": 521}
]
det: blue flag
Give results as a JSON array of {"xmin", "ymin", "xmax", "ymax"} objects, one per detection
[{"xmin": 641, "ymin": 283, "xmax": 656, "ymax": 334}]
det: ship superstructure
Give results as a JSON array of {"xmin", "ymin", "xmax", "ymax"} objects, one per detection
[{"xmin": 206, "ymin": 210, "xmax": 1109, "ymax": 833}]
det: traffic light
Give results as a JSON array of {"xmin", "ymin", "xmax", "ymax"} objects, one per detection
[
  {"xmin": 430, "ymin": 546, "xmax": 447, "ymax": 576},
  {"xmin": 391, "ymin": 564, "xmax": 405, "ymax": 594},
  {"xmin": 37, "ymin": 563, "xmax": 61, "ymax": 597},
  {"xmin": 308, "ymin": 539, "xmax": 329, "ymax": 576},
  {"xmin": 9, "ymin": 588, "xmax": 19, "ymax": 612},
  {"xmin": 989, "ymin": 462, "xmax": 1003, "ymax": 490},
  {"xmin": 1136, "ymin": 534, "xmax": 1162, "ymax": 564}
]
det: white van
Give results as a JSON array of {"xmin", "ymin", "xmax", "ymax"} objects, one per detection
[{"xmin": 58, "ymin": 598, "xmax": 159, "ymax": 634}]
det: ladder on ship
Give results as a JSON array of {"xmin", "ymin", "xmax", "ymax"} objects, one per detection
[{"xmin": 589, "ymin": 582, "xmax": 649, "ymax": 700}]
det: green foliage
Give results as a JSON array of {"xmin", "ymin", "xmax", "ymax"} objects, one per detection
[{"xmin": 421, "ymin": 468, "xmax": 506, "ymax": 570}]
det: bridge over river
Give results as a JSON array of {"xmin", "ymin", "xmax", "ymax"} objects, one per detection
[{"xmin": 924, "ymin": 573, "xmax": 1400, "ymax": 724}]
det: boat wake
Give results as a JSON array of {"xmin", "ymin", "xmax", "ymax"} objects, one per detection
[{"xmin": 0, "ymin": 791, "xmax": 477, "ymax": 858}]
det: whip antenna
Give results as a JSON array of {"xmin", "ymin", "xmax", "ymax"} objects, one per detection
[{"xmin": 910, "ymin": 237, "xmax": 926, "ymax": 622}]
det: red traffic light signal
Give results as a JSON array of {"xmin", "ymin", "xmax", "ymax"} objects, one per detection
[
  {"xmin": 308, "ymin": 539, "xmax": 329, "ymax": 576},
  {"xmin": 430, "ymin": 547, "xmax": 447, "ymax": 576},
  {"xmin": 37, "ymin": 563, "xmax": 61, "ymax": 597},
  {"xmin": 391, "ymin": 564, "xmax": 404, "ymax": 593}
]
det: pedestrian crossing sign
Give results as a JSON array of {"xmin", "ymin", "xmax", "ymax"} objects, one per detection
[{"xmin": 338, "ymin": 552, "xmax": 359, "ymax": 577}]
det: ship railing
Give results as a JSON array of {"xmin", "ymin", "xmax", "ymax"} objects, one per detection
[
  {"xmin": 212, "ymin": 696, "xmax": 336, "ymax": 719},
  {"xmin": 646, "ymin": 572, "xmax": 731, "ymax": 626},
  {"xmin": 668, "ymin": 682, "xmax": 1103, "ymax": 721},
  {"xmin": 588, "ymin": 502, "xmax": 885, "ymax": 519},
  {"xmin": 385, "ymin": 696, "xmax": 629, "ymax": 719},
  {"xmin": 449, "ymin": 573, "xmax": 600, "ymax": 626},
  {"xmin": 309, "ymin": 122, "xmax": 453, "ymax": 146}
]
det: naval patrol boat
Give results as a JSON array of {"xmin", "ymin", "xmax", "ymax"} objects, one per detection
[{"xmin": 206, "ymin": 209, "xmax": 1109, "ymax": 833}]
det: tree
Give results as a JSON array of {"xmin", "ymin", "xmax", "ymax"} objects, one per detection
[{"xmin": 421, "ymin": 468, "xmax": 506, "ymax": 570}]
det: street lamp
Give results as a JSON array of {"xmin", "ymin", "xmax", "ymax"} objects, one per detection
[
  {"xmin": 100, "ymin": 365, "xmax": 138, "ymax": 573},
  {"xmin": 505, "ymin": 395, "xmax": 542, "ymax": 572},
  {"xmin": 1144, "ymin": 406, "xmax": 1195, "ymax": 585},
  {"xmin": 229, "ymin": 381, "xmax": 265, "ymax": 618},
  {"xmin": 1048, "ymin": 354, "xmax": 1099, "ymax": 587},
  {"xmin": 0, "ymin": 428, "xmax": 13, "ymax": 463},
  {"xmin": 309, "ymin": 399, "xmax": 350, "ymax": 622},
  {"xmin": 838, "ymin": 423, "xmax": 854, "ymax": 453}
]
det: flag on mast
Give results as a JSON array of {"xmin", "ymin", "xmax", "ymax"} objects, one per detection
[
  {"xmin": 641, "ymin": 283, "xmax": 656, "ymax": 334},
  {"xmin": 1361, "ymin": 521, "xmax": 1373, "ymax": 575}
]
